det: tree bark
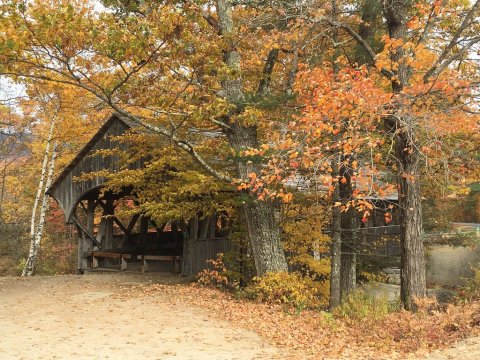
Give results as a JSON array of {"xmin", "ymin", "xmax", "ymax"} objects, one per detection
[
  {"xmin": 217, "ymin": 0, "xmax": 288, "ymax": 275},
  {"xmin": 329, "ymin": 156, "xmax": 342, "ymax": 309},
  {"xmin": 329, "ymin": 0, "xmax": 343, "ymax": 308},
  {"xmin": 338, "ymin": 0, "xmax": 381, "ymax": 296},
  {"xmin": 23, "ymin": 140, "xmax": 57, "ymax": 276},
  {"xmin": 396, "ymin": 130, "xmax": 426, "ymax": 310},
  {"xmin": 383, "ymin": 0, "xmax": 426, "ymax": 310},
  {"xmin": 340, "ymin": 162, "xmax": 356, "ymax": 298},
  {"xmin": 355, "ymin": 0, "xmax": 381, "ymax": 65},
  {"xmin": 226, "ymin": 124, "xmax": 288, "ymax": 275},
  {"xmin": 22, "ymin": 119, "xmax": 56, "ymax": 277},
  {"xmin": 181, "ymin": 216, "xmax": 197, "ymax": 277}
]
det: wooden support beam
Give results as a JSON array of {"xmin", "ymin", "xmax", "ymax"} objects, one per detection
[
  {"xmin": 182, "ymin": 216, "xmax": 197, "ymax": 277},
  {"xmin": 71, "ymin": 216, "xmax": 102, "ymax": 248},
  {"xmin": 126, "ymin": 213, "xmax": 140, "ymax": 233},
  {"xmin": 103, "ymin": 200, "xmax": 114, "ymax": 249},
  {"xmin": 82, "ymin": 200, "xmax": 96, "ymax": 266},
  {"xmin": 113, "ymin": 216, "xmax": 129, "ymax": 235},
  {"xmin": 157, "ymin": 222, "xmax": 168, "ymax": 233},
  {"xmin": 74, "ymin": 224, "xmax": 86, "ymax": 272},
  {"xmin": 199, "ymin": 217, "xmax": 210, "ymax": 240},
  {"xmin": 79, "ymin": 200, "xmax": 88, "ymax": 213},
  {"xmin": 139, "ymin": 215, "xmax": 148, "ymax": 245},
  {"xmin": 96, "ymin": 199, "xmax": 107, "ymax": 210},
  {"xmin": 210, "ymin": 213, "xmax": 217, "ymax": 238},
  {"xmin": 96, "ymin": 218, "xmax": 106, "ymax": 249},
  {"xmin": 86, "ymin": 200, "xmax": 96, "ymax": 233}
]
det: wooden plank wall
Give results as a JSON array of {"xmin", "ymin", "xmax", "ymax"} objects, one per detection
[
  {"xmin": 192, "ymin": 237, "xmax": 232, "ymax": 274},
  {"xmin": 50, "ymin": 118, "xmax": 141, "ymax": 222}
]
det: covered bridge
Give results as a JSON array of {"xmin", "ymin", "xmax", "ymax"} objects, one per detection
[{"xmin": 46, "ymin": 114, "xmax": 231, "ymax": 276}]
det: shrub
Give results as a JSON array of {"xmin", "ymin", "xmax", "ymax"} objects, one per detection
[
  {"xmin": 197, "ymin": 253, "xmax": 229, "ymax": 288},
  {"xmin": 460, "ymin": 264, "xmax": 480, "ymax": 300},
  {"xmin": 35, "ymin": 235, "xmax": 77, "ymax": 275},
  {"xmin": 243, "ymin": 271, "xmax": 329, "ymax": 310},
  {"xmin": 333, "ymin": 289, "xmax": 400, "ymax": 320}
]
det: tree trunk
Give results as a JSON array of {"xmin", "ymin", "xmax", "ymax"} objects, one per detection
[
  {"xmin": 329, "ymin": 0, "xmax": 344, "ymax": 308},
  {"xmin": 181, "ymin": 216, "xmax": 197, "ymax": 277},
  {"xmin": 217, "ymin": 0, "xmax": 288, "ymax": 276},
  {"xmin": 243, "ymin": 199, "xmax": 287, "ymax": 275},
  {"xmin": 227, "ymin": 124, "xmax": 288, "ymax": 275},
  {"xmin": 338, "ymin": 0, "xmax": 381, "ymax": 295},
  {"xmin": 23, "ymin": 141, "xmax": 57, "ymax": 276},
  {"xmin": 396, "ymin": 131, "xmax": 426, "ymax": 310},
  {"xmin": 329, "ymin": 156, "xmax": 342, "ymax": 309},
  {"xmin": 22, "ymin": 120, "xmax": 56, "ymax": 277},
  {"xmin": 355, "ymin": 0, "xmax": 381, "ymax": 65},
  {"xmin": 383, "ymin": 0, "xmax": 426, "ymax": 310},
  {"xmin": 340, "ymin": 163, "xmax": 356, "ymax": 298}
]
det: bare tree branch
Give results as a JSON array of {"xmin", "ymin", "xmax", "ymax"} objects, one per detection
[{"xmin": 424, "ymin": 0, "xmax": 480, "ymax": 82}]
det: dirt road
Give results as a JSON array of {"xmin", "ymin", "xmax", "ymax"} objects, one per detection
[
  {"xmin": 1, "ymin": 273, "xmax": 480, "ymax": 360},
  {"xmin": 0, "ymin": 273, "xmax": 278, "ymax": 360}
]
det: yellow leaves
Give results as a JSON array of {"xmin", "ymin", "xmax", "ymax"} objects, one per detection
[
  {"xmin": 237, "ymin": 107, "xmax": 264, "ymax": 127},
  {"xmin": 246, "ymin": 271, "xmax": 328, "ymax": 309},
  {"xmin": 278, "ymin": 191, "xmax": 293, "ymax": 203}
]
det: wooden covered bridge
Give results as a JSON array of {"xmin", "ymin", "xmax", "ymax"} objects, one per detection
[{"xmin": 46, "ymin": 114, "xmax": 231, "ymax": 276}]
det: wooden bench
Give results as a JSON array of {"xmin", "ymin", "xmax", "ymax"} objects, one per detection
[
  {"xmin": 90, "ymin": 252, "xmax": 132, "ymax": 271},
  {"xmin": 137, "ymin": 255, "xmax": 181, "ymax": 274}
]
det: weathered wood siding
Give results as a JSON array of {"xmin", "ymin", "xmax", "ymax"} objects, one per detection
[
  {"xmin": 48, "ymin": 116, "xmax": 137, "ymax": 222},
  {"xmin": 192, "ymin": 237, "xmax": 232, "ymax": 274}
]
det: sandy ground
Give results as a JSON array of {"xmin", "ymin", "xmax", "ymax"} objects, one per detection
[
  {"xmin": 422, "ymin": 337, "xmax": 480, "ymax": 360},
  {"xmin": 0, "ymin": 273, "xmax": 279, "ymax": 360},
  {"xmin": 1, "ymin": 273, "xmax": 480, "ymax": 360}
]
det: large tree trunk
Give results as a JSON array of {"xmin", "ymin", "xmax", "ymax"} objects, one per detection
[
  {"xmin": 217, "ymin": 0, "xmax": 288, "ymax": 276},
  {"xmin": 383, "ymin": 0, "xmax": 426, "ymax": 310},
  {"xmin": 181, "ymin": 216, "xmax": 197, "ymax": 277},
  {"xmin": 396, "ymin": 130, "xmax": 426, "ymax": 310},
  {"xmin": 227, "ymin": 124, "xmax": 288, "ymax": 275},
  {"xmin": 242, "ymin": 200, "xmax": 287, "ymax": 275}
]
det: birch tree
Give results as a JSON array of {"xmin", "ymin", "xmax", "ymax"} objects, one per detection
[{"xmin": 22, "ymin": 119, "xmax": 56, "ymax": 276}]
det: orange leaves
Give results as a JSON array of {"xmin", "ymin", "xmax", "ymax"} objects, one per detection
[
  {"xmin": 236, "ymin": 170, "xmax": 293, "ymax": 204},
  {"xmin": 406, "ymin": 16, "xmax": 420, "ymax": 30},
  {"xmin": 296, "ymin": 66, "xmax": 388, "ymax": 140},
  {"xmin": 402, "ymin": 172, "xmax": 416, "ymax": 184},
  {"xmin": 117, "ymin": 281, "xmax": 480, "ymax": 360},
  {"xmin": 384, "ymin": 212, "xmax": 392, "ymax": 224}
]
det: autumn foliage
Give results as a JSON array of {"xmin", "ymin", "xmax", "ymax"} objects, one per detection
[{"xmin": 119, "ymin": 281, "xmax": 480, "ymax": 360}]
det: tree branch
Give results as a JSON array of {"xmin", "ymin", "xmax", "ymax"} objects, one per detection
[
  {"xmin": 325, "ymin": 18, "xmax": 395, "ymax": 78},
  {"xmin": 424, "ymin": 0, "xmax": 480, "ymax": 82},
  {"xmin": 256, "ymin": 48, "xmax": 279, "ymax": 96}
]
